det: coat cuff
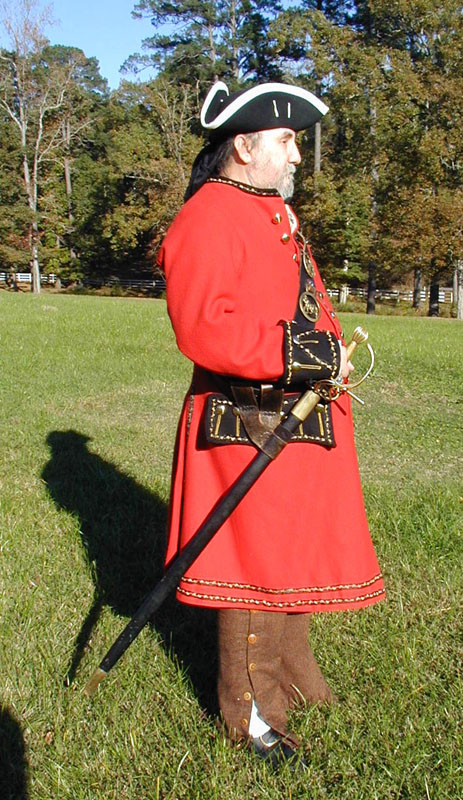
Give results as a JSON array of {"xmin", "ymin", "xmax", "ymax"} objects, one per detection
[{"xmin": 280, "ymin": 320, "xmax": 341, "ymax": 386}]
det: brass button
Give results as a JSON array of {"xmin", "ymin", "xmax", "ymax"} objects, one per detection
[
  {"xmin": 247, "ymin": 634, "xmax": 257, "ymax": 644},
  {"xmin": 271, "ymin": 213, "xmax": 282, "ymax": 224},
  {"xmin": 281, "ymin": 233, "xmax": 290, "ymax": 243},
  {"xmin": 292, "ymin": 253, "xmax": 298, "ymax": 261},
  {"xmin": 249, "ymin": 662, "xmax": 257, "ymax": 671},
  {"xmin": 243, "ymin": 691, "xmax": 252, "ymax": 701},
  {"xmin": 318, "ymin": 291, "xmax": 324, "ymax": 298},
  {"xmin": 241, "ymin": 718, "xmax": 249, "ymax": 728}
]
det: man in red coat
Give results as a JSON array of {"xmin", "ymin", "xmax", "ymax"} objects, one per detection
[{"xmin": 158, "ymin": 81, "xmax": 385, "ymax": 768}]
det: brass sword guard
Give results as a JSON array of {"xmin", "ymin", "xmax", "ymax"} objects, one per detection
[{"xmin": 291, "ymin": 326, "xmax": 372, "ymax": 421}]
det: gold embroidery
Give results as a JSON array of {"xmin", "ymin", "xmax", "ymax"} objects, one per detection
[
  {"xmin": 207, "ymin": 176, "xmax": 280, "ymax": 197},
  {"xmin": 186, "ymin": 392, "xmax": 194, "ymax": 438},
  {"xmin": 214, "ymin": 403, "xmax": 226, "ymax": 436},
  {"xmin": 180, "ymin": 572, "xmax": 383, "ymax": 595},
  {"xmin": 316, "ymin": 405, "xmax": 325, "ymax": 437},
  {"xmin": 284, "ymin": 320, "xmax": 293, "ymax": 384},
  {"xmin": 177, "ymin": 586, "xmax": 386, "ymax": 609},
  {"xmin": 208, "ymin": 394, "xmax": 332, "ymax": 445}
]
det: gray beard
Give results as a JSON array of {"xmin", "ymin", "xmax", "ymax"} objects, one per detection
[{"xmin": 276, "ymin": 167, "xmax": 296, "ymax": 201}]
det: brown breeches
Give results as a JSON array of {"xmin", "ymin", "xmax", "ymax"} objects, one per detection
[{"xmin": 217, "ymin": 609, "xmax": 336, "ymax": 742}]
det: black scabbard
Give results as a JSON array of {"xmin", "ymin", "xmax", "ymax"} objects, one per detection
[{"xmin": 84, "ymin": 404, "xmax": 306, "ymax": 696}]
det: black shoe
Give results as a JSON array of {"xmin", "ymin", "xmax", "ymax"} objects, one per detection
[{"xmin": 250, "ymin": 728, "xmax": 308, "ymax": 772}]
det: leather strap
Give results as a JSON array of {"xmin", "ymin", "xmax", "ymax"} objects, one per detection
[{"xmin": 231, "ymin": 384, "xmax": 284, "ymax": 450}]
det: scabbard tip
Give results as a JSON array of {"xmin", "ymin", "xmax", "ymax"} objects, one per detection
[{"xmin": 84, "ymin": 667, "xmax": 108, "ymax": 697}]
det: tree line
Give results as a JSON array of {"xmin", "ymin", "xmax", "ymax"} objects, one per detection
[{"xmin": 1, "ymin": 0, "xmax": 463, "ymax": 314}]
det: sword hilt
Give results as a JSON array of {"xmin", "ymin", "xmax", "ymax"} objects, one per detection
[
  {"xmin": 346, "ymin": 326, "xmax": 368, "ymax": 361},
  {"xmin": 291, "ymin": 326, "xmax": 370, "ymax": 421}
]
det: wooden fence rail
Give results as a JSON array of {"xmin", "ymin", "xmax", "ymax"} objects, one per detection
[{"xmin": 0, "ymin": 272, "xmax": 454, "ymax": 304}]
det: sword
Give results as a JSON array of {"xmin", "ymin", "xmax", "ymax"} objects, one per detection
[{"xmin": 84, "ymin": 326, "xmax": 372, "ymax": 697}]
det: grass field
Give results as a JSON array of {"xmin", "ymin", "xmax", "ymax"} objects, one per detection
[{"xmin": 1, "ymin": 292, "xmax": 462, "ymax": 800}]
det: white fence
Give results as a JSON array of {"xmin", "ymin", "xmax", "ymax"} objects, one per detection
[
  {"xmin": 328, "ymin": 287, "xmax": 454, "ymax": 304},
  {"xmin": 0, "ymin": 272, "xmax": 454, "ymax": 303},
  {"xmin": 0, "ymin": 273, "xmax": 165, "ymax": 292},
  {"xmin": 0, "ymin": 272, "xmax": 57, "ymax": 285}
]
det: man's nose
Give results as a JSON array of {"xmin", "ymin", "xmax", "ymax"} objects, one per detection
[{"xmin": 290, "ymin": 142, "xmax": 301, "ymax": 165}]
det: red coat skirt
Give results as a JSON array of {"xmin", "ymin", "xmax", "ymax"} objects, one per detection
[{"xmin": 159, "ymin": 179, "xmax": 385, "ymax": 613}]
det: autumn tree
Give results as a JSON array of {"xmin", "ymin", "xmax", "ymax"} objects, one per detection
[
  {"xmin": 0, "ymin": 111, "xmax": 31, "ymax": 273},
  {"xmin": 272, "ymin": 4, "xmax": 390, "ymax": 300},
  {"xmin": 362, "ymin": 0, "xmax": 463, "ymax": 315},
  {"xmin": 37, "ymin": 45, "xmax": 109, "ymax": 279},
  {"xmin": 0, "ymin": 0, "xmax": 100, "ymax": 291},
  {"xmin": 271, "ymin": 0, "xmax": 463, "ymax": 315},
  {"xmin": 91, "ymin": 78, "xmax": 200, "ymax": 275}
]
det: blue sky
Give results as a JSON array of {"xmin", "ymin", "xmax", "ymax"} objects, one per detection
[
  {"xmin": 44, "ymin": 0, "xmax": 156, "ymax": 89},
  {"xmin": 4, "ymin": 1, "xmax": 294, "ymax": 91}
]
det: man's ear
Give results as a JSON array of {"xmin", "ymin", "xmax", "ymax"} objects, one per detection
[{"xmin": 233, "ymin": 133, "xmax": 253, "ymax": 164}]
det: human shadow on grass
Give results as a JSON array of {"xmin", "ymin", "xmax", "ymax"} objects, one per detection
[
  {"xmin": 42, "ymin": 430, "xmax": 218, "ymax": 717},
  {"xmin": 0, "ymin": 707, "xmax": 29, "ymax": 800}
]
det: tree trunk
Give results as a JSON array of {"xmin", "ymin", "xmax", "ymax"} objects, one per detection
[
  {"xmin": 31, "ymin": 236, "xmax": 41, "ymax": 293},
  {"xmin": 207, "ymin": 22, "xmax": 218, "ymax": 81},
  {"xmin": 456, "ymin": 260, "xmax": 463, "ymax": 321},
  {"xmin": 63, "ymin": 119, "xmax": 77, "ymax": 265},
  {"xmin": 23, "ymin": 153, "xmax": 41, "ymax": 293},
  {"xmin": 64, "ymin": 155, "xmax": 77, "ymax": 263},
  {"xmin": 367, "ymin": 94, "xmax": 378, "ymax": 316},
  {"xmin": 367, "ymin": 263, "xmax": 376, "ymax": 314},
  {"xmin": 313, "ymin": 76, "xmax": 322, "ymax": 185},
  {"xmin": 428, "ymin": 277, "xmax": 440, "ymax": 317},
  {"xmin": 413, "ymin": 268, "xmax": 422, "ymax": 308},
  {"xmin": 229, "ymin": 0, "xmax": 239, "ymax": 81},
  {"xmin": 314, "ymin": 121, "xmax": 321, "ymax": 183}
]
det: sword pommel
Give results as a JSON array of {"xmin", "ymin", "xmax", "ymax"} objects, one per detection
[{"xmin": 346, "ymin": 326, "xmax": 368, "ymax": 361}]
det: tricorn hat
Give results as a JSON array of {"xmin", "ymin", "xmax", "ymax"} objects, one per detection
[{"xmin": 200, "ymin": 81, "xmax": 329, "ymax": 138}]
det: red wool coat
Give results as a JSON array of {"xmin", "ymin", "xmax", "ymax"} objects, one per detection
[{"xmin": 159, "ymin": 178, "xmax": 385, "ymax": 613}]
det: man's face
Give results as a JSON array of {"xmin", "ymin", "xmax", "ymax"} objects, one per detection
[{"xmin": 245, "ymin": 128, "xmax": 301, "ymax": 200}]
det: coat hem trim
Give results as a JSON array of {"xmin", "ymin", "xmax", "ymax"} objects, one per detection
[
  {"xmin": 177, "ymin": 586, "xmax": 386, "ymax": 609},
  {"xmin": 180, "ymin": 572, "xmax": 383, "ymax": 595}
]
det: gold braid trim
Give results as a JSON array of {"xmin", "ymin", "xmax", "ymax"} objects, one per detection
[
  {"xmin": 327, "ymin": 330, "xmax": 340, "ymax": 375},
  {"xmin": 180, "ymin": 572, "xmax": 383, "ymax": 595},
  {"xmin": 295, "ymin": 331, "xmax": 340, "ymax": 374},
  {"xmin": 207, "ymin": 176, "xmax": 280, "ymax": 197},
  {"xmin": 177, "ymin": 586, "xmax": 386, "ymax": 609},
  {"xmin": 283, "ymin": 320, "xmax": 293, "ymax": 385}
]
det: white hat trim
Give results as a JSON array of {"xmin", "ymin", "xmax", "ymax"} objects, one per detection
[{"xmin": 200, "ymin": 81, "xmax": 329, "ymax": 130}]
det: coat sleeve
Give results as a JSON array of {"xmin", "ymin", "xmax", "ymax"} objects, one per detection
[{"xmin": 160, "ymin": 203, "xmax": 285, "ymax": 381}]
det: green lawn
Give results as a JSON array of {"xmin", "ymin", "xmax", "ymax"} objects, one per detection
[{"xmin": 1, "ymin": 293, "xmax": 462, "ymax": 799}]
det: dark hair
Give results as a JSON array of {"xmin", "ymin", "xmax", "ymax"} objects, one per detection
[{"xmin": 184, "ymin": 136, "xmax": 235, "ymax": 201}]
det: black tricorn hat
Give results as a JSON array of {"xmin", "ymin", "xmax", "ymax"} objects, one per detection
[{"xmin": 200, "ymin": 81, "xmax": 329, "ymax": 138}]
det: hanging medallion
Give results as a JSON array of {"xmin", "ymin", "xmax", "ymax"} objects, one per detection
[
  {"xmin": 295, "ymin": 232, "xmax": 315, "ymax": 278},
  {"xmin": 299, "ymin": 287, "xmax": 321, "ymax": 322}
]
